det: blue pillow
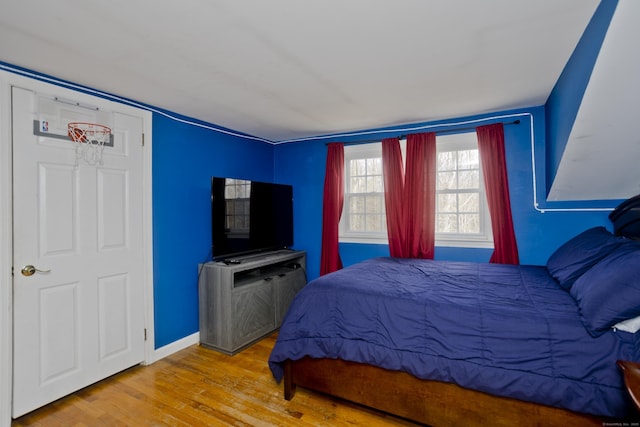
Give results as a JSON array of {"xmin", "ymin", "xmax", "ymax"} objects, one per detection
[
  {"xmin": 570, "ymin": 241, "xmax": 640, "ymax": 336},
  {"xmin": 546, "ymin": 227, "xmax": 623, "ymax": 290}
]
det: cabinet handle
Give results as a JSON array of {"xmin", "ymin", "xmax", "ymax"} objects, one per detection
[{"xmin": 264, "ymin": 277, "xmax": 273, "ymax": 281}]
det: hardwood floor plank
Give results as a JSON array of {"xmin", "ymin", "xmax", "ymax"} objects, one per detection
[{"xmin": 12, "ymin": 333, "xmax": 419, "ymax": 426}]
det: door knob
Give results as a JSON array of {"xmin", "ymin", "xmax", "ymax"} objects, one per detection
[{"xmin": 21, "ymin": 265, "xmax": 51, "ymax": 276}]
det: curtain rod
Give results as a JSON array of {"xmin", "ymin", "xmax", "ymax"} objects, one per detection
[{"xmin": 325, "ymin": 119, "xmax": 520, "ymax": 146}]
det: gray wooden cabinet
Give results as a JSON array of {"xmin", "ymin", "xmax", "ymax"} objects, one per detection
[{"xmin": 198, "ymin": 250, "xmax": 306, "ymax": 355}]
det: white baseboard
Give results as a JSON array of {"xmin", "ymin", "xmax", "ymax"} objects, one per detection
[{"xmin": 151, "ymin": 332, "xmax": 200, "ymax": 363}]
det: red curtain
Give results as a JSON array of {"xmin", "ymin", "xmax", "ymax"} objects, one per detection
[
  {"xmin": 382, "ymin": 138, "xmax": 405, "ymax": 257},
  {"xmin": 476, "ymin": 124, "xmax": 519, "ymax": 264},
  {"xmin": 382, "ymin": 134, "xmax": 436, "ymax": 259},
  {"xmin": 320, "ymin": 143, "xmax": 345, "ymax": 275},
  {"xmin": 405, "ymin": 133, "xmax": 436, "ymax": 259}
]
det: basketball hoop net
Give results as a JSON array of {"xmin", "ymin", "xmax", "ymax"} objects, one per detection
[{"xmin": 67, "ymin": 122, "xmax": 111, "ymax": 167}]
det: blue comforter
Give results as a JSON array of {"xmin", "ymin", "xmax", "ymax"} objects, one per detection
[{"xmin": 268, "ymin": 257, "xmax": 640, "ymax": 418}]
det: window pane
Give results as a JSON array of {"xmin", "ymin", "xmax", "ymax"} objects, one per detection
[
  {"xmin": 236, "ymin": 200, "xmax": 247, "ymax": 215},
  {"xmin": 366, "ymin": 176, "xmax": 380, "ymax": 192},
  {"xmin": 437, "ymin": 171, "xmax": 457, "ymax": 190},
  {"xmin": 367, "ymin": 158, "xmax": 382, "ymax": 175},
  {"xmin": 350, "ymin": 177, "xmax": 365, "ymax": 193},
  {"xmin": 459, "ymin": 214, "xmax": 480, "ymax": 233},
  {"xmin": 351, "ymin": 159, "xmax": 366, "ymax": 176},
  {"xmin": 350, "ymin": 196, "xmax": 365, "ymax": 213},
  {"xmin": 350, "ymin": 214, "xmax": 366, "ymax": 231},
  {"xmin": 458, "ymin": 150, "xmax": 478, "ymax": 169},
  {"xmin": 370, "ymin": 175, "xmax": 383, "ymax": 192},
  {"xmin": 459, "ymin": 192, "xmax": 479, "ymax": 212},
  {"xmin": 365, "ymin": 195, "xmax": 383, "ymax": 213},
  {"xmin": 437, "ymin": 193, "xmax": 457, "ymax": 213},
  {"xmin": 438, "ymin": 151, "xmax": 456, "ymax": 171},
  {"xmin": 458, "ymin": 170, "xmax": 479, "ymax": 189},
  {"xmin": 367, "ymin": 214, "xmax": 385, "ymax": 232},
  {"xmin": 231, "ymin": 200, "xmax": 240, "ymax": 215},
  {"xmin": 437, "ymin": 214, "xmax": 458, "ymax": 233}
]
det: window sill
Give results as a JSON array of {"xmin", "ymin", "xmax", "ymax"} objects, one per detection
[
  {"xmin": 339, "ymin": 236, "xmax": 494, "ymax": 249},
  {"xmin": 339, "ymin": 236, "xmax": 389, "ymax": 245}
]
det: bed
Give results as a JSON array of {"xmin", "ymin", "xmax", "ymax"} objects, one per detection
[{"xmin": 268, "ymin": 197, "xmax": 640, "ymax": 426}]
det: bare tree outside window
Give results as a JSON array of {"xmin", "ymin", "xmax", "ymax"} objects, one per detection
[
  {"xmin": 346, "ymin": 156, "xmax": 386, "ymax": 234},
  {"xmin": 436, "ymin": 148, "xmax": 481, "ymax": 234},
  {"xmin": 340, "ymin": 133, "xmax": 493, "ymax": 248}
]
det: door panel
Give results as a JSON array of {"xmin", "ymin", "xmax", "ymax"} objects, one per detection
[
  {"xmin": 39, "ymin": 283, "xmax": 80, "ymax": 383},
  {"xmin": 12, "ymin": 86, "xmax": 145, "ymax": 417},
  {"xmin": 98, "ymin": 273, "xmax": 130, "ymax": 359},
  {"xmin": 97, "ymin": 169, "xmax": 129, "ymax": 250},
  {"xmin": 38, "ymin": 163, "xmax": 78, "ymax": 256}
]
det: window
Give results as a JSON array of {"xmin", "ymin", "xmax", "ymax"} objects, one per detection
[
  {"xmin": 339, "ymin": 133, "xmax": 493, "ymax": 248},
  {"xmin": 224, "ymin": 179, "xmax": 251, "ymax": 235},
  {"xmin": 435, "ymin": 133, "xmax": 492, "ymax": 247},
  {"xmin": 342, "ymin": 144, "xmax": 387, "ymax": 240}
]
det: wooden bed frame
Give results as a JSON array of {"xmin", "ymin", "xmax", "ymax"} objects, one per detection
[{"xmin": 283, "ymin": 357, "xmax": 611, "ymax": 426}]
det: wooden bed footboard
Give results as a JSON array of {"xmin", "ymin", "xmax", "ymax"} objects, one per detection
[{"xmin": 283, "ymin": 357, "xmax": 607, "ymax": 427}]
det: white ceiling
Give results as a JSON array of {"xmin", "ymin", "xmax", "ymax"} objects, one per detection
[
  {"xmin": 1, "ymin": 0, "xmax": 598, "ymax": 143},
  {"xmin": 2, "ymin": 0, "xmax": 637, "ymax": 201}
]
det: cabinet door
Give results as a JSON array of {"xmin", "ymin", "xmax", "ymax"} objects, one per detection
[
  {"xmin": 275, "ymin": 269, "xmax": 307, "ymax": 325},
  {"xmin": 232, "ymin": 280, "xmax": 276, "ymax": 349}
]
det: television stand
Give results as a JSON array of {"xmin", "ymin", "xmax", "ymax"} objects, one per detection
[{"xmin": 198, "ymin": 250, "xmax": 306, "ymax": 355}]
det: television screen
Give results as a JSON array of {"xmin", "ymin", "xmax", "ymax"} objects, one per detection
[{"xmin": 211, "ymin": 177, "xmax": 294, "ymax": 260}]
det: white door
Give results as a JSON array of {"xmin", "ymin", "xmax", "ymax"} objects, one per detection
[{"xmin": 12, "ymin": 86, "xmax": 145, "ymax": 417}]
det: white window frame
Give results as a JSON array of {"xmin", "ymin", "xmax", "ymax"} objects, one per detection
[
  {"xmin": 339, "ymin": 133, "xmax": 493, "ymax": 249},
  {"xmin": 435, "ymin": 133, "xmax": 493, "ymax": 248},
  {"xmin": 340, "ymin": 142, "xmax": 388, "ymax": 242}
]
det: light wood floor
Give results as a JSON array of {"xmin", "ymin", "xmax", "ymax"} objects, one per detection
[{"xmin": 12, "ymin": 333, "xmax": 420, "ymax": 426}]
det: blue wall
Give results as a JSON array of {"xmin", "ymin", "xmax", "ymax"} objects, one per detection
[{"xmin": 152, "ymin": 113, "xmax": 275, "ymax": 348}]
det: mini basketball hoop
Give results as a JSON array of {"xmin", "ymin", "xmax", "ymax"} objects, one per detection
[{"xmin": 68, "ymin": 122, "xmax": 111, "ymax": 167}]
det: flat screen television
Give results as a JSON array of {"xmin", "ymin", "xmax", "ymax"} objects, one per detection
[{"xmin": 211, "ymin": 177, "xmax": 294, "ymax": 260}]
